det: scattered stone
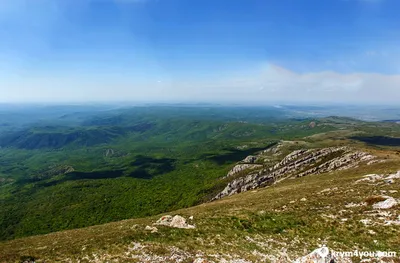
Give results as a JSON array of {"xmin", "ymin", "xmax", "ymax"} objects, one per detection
[
  {"xmin": 322, "ymin": 214, "xmax": 337, "ymax": 219},
  {"xmin": 360, "ymin": 154, "xmax": 375, "ymax": 162},
  {"xmin": 320, "ymin": 188, "xmax": 331, "ymax": 194},
  {"xmin": 385, "ymin": 171, "xmax": 400, "ymax": 180},
  {"xmin": 375, "ymin": 210, "xmax": 392, "ymax": 219},
  {"xmin": 360, "ymin": 219, "xmax": 372, "ymax": 225},
  {"xmin": 154, "ymin": 215, "xmax": 195, "ymax": 229},
  {"xmin": 155, "ymin": 215, "xmax": 173, "ymax": 226},
  {"xmin": 356, "ymin": 170, "xmax": 400, "ymax": 184},
  {"xmin": 384, "ymin": 215, "xmax": 400, "ymax": 226},
  {"xmin": 242, "ymin": 155, "xmax": 258, "ymax": 163},
  {"xmin": 145, "ymin": 225, "xmax": 158, "ymax": 233},
  {"xmin": 20, "ymin": 257, "xmax": 36, "ymax": 263},
  {"xmin": 171, "ymin": 215, "xmax": 195, "ymax": 229},
  {"xmin": 361, "ymin": 209, "xmax": 400, "ymax": 227},
  {"xmin": 384, "ymin": 179, "xmax": 394, "ymax": 184},
  {"xmin": 319, "ymin": 187, "xmax": 338, "ymax": 194},
  {"xmin": 372, "ymin": 197, "xmax": 398, "ymax": 210},
  {"xmin": 300, "ymin": 198, "xmax": 307, "ymax": 202},
  {"xmin": 367, "ymin": 159, "xmax": 386, "ymax": 165},
  {"xmin": 345, "ymin": 202, "xmax": 366, "ymax": 208},
  {"xmin": 193, "ymin": 258, "xmax": 208, "ymax": 263},
  {"xmin": 355, "ymin": 174, "xmax": 383, "ymax": 184}
]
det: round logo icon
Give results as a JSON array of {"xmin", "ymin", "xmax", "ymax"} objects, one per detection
[{"xmin": 317, "ymin": 247, "xmax": 330, "ymax": 258}]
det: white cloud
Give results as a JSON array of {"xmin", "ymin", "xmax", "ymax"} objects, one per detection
[
  {"xmin": 1, "ymin": 63, "xmax": 399, "ymax": 104},
  {"xmin": 1, "ymin": 62, "xmax": 399, "ymax": 104},
  {"xmin": 165, "ymin": 64, "xmax": 400, "ymax": 104}
]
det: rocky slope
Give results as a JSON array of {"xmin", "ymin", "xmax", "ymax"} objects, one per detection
[{"xmin": 213, "ymin": 144, "xmax": 377, "ymax": 200}]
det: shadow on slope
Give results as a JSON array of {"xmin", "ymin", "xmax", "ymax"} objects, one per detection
[
  {"xmin": 351, "ymin": 136, "xmax": 400, "ymax": 147},
  {"xmin": 33, "ymin": 156, "xmax": 177, "ymax": 187},
  {"xmin": 127, "ymin": 156, "xmax": 176, "ymax": 179},
  {"xmin": 202, "ymin": 144, "xmax": 276, "ymax": 165}
]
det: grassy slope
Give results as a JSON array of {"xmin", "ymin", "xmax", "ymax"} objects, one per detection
[{"xmin": 0, "ymin": 139, "xmax": 399, "ymax": 263}]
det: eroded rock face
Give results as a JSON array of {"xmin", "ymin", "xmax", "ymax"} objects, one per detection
[
  {"xmin": 213, "ymin": 173, "xmax": 274, "ymax": 200},
  {"xmin": 226, "ymin": 164, "xmax": 263, "ymax": 178},
  {"xmin": 242, "ymin": 155, "xmax": 258, "ymax": 163},
  {"xmin": 224, "ymin": 155, "xmax": 264, "ymax": 178},
  {"xmin": 295, "ymin": 151, "xmax": 375, "ymax": 178},
  {"xmin": 213, "ymin": 146, "xmax": 377, "ymax": 201}
]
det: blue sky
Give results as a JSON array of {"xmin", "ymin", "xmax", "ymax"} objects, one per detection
[{"xmin": 0, "ymin": 0, "xmax": 399, "ymax": 103}]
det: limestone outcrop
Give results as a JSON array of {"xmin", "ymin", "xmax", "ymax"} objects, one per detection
[
  {"xmin": 154, "ymin": 215, "xmax": 195, "ymax": 229},
  {"xmin": 213, "ymin": 146, "xmax": 377, "ymax": 201}
]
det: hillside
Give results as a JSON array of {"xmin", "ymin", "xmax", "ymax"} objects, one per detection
[
  {"xmin": 0, "ymin": 106, "xmax": 400, "ymax": 262},
  {"xmin": 0, "ymin": 135, "xmax": 399, "ymax": 262},
  {"xmin": 1, "ymin": 107, "xmax": 347, "ymax": 241}
]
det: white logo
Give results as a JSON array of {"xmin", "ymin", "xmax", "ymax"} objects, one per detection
[{"xmin": 317, "ymin": 247, "xmax": 330, "ymax": 258}]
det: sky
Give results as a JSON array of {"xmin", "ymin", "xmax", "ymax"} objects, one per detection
[{"xmin": 0, "ymin": 0, "xmax": 399, "ymax": 104}]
